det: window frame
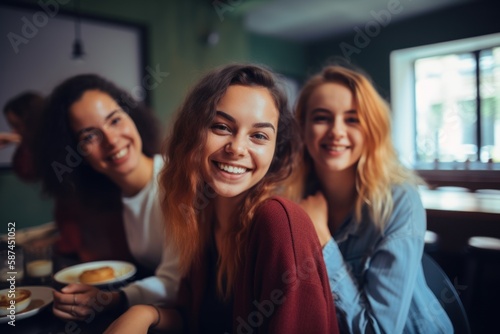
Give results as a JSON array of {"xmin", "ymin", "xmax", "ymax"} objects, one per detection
[{"xmin": 390, "ymin": 33, "xmax": 500, "ymax": 190}]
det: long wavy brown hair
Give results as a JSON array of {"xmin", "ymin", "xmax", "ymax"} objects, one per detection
[
  {"xmin": 289, "ymin": 65, "xmax": 422, "ymax": 230},
  {"xmin": 159, "ymin": 63, "xmax": 300, "ymax": 299}
]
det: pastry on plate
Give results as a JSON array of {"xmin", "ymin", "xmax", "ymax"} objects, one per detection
[
  {"xmin": 0, "ymin": 288, "xmax": 32, "ymax": 316},
  {"xmin": 79, "ymin": 266, "xmax": 115, "ymax": 284}
]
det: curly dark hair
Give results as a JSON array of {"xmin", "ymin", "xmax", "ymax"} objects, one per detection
[{"xmin": 36, "ymin": 74, "xmax": 160, "ymax": 202}]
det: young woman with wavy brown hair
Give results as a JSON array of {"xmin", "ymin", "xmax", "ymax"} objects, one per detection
[
  {"xmin": 105, "ymin": 63, "xmax": 339, "ymax": 333},
  {"xmin": 288, "ymin": 64, "xmax": 453, "ymax": 333}
]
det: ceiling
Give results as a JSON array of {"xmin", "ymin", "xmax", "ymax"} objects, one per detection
[{"xmin": 237, "ymin": 0, "xmax": 475, "ymax": 42}]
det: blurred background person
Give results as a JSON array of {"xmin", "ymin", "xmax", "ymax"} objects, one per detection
[{"xmin": 1, "ymin": 91, "xmax": 45, "ymax": 181}]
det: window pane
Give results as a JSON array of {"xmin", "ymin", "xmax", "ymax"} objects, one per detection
[
  {"xmin": 479, "ymin": 47, "xmax": 500, "ymax": 162},
  {"xmin": 415, "ymin": 54, "xmax": 477, "ymax": 163}
]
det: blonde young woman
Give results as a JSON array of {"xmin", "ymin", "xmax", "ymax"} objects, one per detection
[
  {"xmin": 105, "ymin": 64, "xmax": 339, "ymax": 333},
  {"xmin": 289, "ymin": 65, "xmax": 453, "ymax": 333}
]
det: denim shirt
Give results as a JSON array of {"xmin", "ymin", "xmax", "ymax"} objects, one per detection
[{"xmin": 323, "ymin": 184, "xmax": 453, "ymax": 333}]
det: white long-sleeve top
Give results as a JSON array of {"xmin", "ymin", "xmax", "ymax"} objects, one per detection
[{"xmin": 120, "ymin": 155, "xmax": 180, "ymax": 306}]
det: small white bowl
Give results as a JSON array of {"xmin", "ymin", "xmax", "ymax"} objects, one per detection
[{"xmin": 0, "ymin": 288, "xmax": 32, "ymax": 316}]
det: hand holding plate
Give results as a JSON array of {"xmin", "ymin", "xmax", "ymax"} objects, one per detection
[{"xmin": 52, "ymin": 283, "xmax": 120, "ymax": 321}]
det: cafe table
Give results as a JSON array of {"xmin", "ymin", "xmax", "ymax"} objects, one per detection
[
  {"xmin": 419, "ymin": 188, "xmax": 500, "ymax": 215},
  {"xmin": 0, "ymin": 254, "xmax": 142, "ymax": 334},
  {"xmin": 418, "ymin": 188, "xmax": 500, "ymax": 252}
]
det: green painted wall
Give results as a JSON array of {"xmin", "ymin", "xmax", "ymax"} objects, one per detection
[
  {"xmin": 0, "ymin": 0, "xmax": 307, "ymax": 230},
  {"xmin": 248, "ymin": 32, "xmax": 306, "ymax": 80},
  {"xmin": 0, "ymin": 171, "xmax": 53, "ymax": 229}
]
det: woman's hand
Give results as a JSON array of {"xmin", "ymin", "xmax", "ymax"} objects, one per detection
[
  {"xmin": 104, "ymin": 305, "xmax": 157, "ymax": 334},
  {"xmin": 52, "ymin": 283, "xmax": 120, "ymax": 321},
  {"xmin": 300, "ymin": 191, "xmax": 332, "ymax": 247},
  {"xmin": 0, "ymin": 132, "xmax": 21, "ymax": 149}
]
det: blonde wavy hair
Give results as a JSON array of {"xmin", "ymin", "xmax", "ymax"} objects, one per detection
[
  {"xmin": 159, "ymin": 64, "xmax": 300, "ymax": 299},
  {"xmin": 289, "ymin": 65, "xmax": 422, "ymax": 230}
]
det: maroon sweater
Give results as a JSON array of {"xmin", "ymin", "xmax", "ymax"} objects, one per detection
[{"xmin": 177, "ymin": 196, "xmax": 339, "ymax": 333}]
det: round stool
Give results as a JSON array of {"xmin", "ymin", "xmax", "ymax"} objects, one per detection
[
  {"xmin": 424, "ymin": 230, "xmax": 439, "ymax": 254},
  {"xmin": 468, "ymin": 236, "xmax": 500, "ymax": 251},
  {"xmin": 464, "ymin": 236, "xmax": 500, "ymax": 331}
]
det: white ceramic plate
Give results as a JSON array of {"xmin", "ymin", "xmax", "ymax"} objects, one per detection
[
  {"xmin": 0, "ymin": 286, "xmax": 53, "ymax": 324},
  {"xmin": 53, "ymin": 260, "xmax": 136, "ymax": 286}
]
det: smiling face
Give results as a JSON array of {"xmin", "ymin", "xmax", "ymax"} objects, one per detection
[
  {"xmin": 303, "ymin": 82, "xmax": 364, "ymax": 175},
  {"xmin": 69, "ymin": 89, "xmax": 143, "ymax": 181},
  {"xmin": 201, "ymin": 85, "xmax": 278, "ymax": 200}
]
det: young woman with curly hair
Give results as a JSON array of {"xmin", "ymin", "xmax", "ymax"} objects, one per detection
[{"xmin": 37, "ymin": 74, "xmax": 180, "ymax": 321}]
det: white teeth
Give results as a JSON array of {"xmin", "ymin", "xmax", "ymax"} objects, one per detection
[
  {"xmin": 111, "ymin": 147, "xmax": 128, "ymax": 160},
  {"xmin": 325, "ymin": 145, "xmax": 347, "ymax": 152},
  {"xmin": 217, "ymin": 163, "xmax": 247, "ymax": 174}
]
